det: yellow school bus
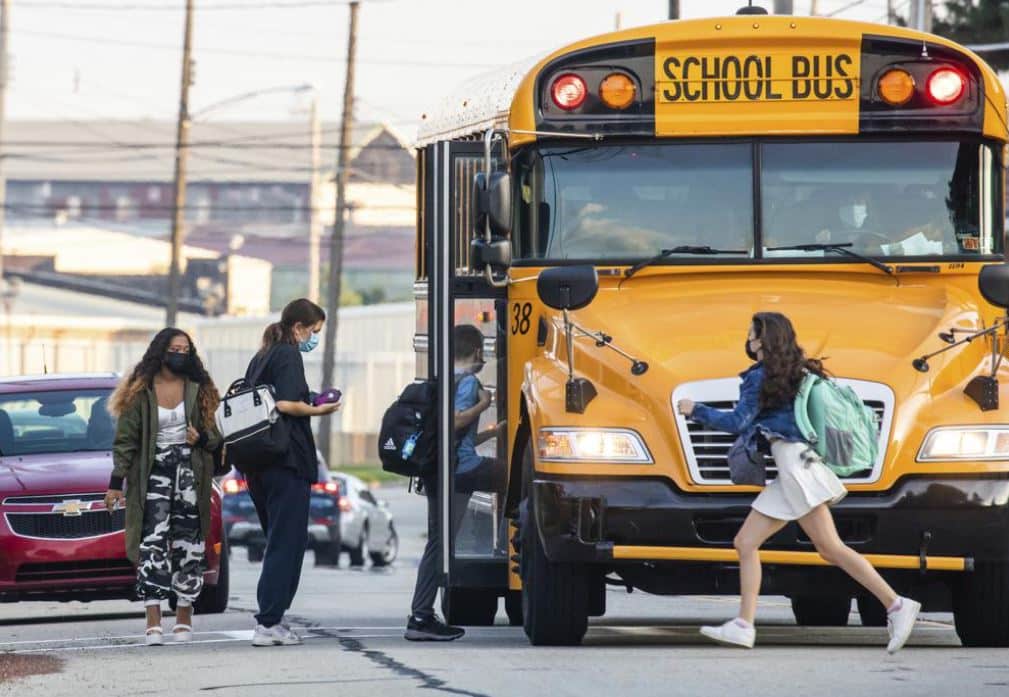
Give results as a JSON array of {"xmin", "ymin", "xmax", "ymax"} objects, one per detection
[{"xmin": 414, "ymin": 7, "xmax": 1009, "ymax": 646}]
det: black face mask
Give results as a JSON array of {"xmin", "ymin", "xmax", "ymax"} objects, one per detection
[
  {"xmin": 164, "ymin": 352, "xmax": 191, "ymax": 375},
  {"xmin": 745, "ymin": 339, "xmax": 759, "ymax": 362}
]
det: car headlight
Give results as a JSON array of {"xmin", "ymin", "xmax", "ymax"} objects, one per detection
[
  {"xmin": 537, "ymin": 428, "xmax": 652, "ymax": 463},
  {"xmin": 917, "ymin": 427, "xmax": 1009, "ymax": 461}
]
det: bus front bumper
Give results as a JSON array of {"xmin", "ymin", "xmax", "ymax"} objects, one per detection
[{"xmin": 531, "ymin": 474, "xmax": 1009, "ymax": 571}]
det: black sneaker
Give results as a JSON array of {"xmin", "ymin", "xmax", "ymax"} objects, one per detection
[{"xmin": 404, "ymin": 614, "xmax": 465, "ymax": 641}]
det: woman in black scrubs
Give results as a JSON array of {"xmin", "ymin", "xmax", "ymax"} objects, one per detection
[{"xmin": 243, "ymin": 298, "xmax": 340, "ymax": 647}]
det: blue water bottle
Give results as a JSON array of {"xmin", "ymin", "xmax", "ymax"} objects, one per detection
[{"xmin": 401, "ymin": 432, "xmax": 420, "ymax": 459}]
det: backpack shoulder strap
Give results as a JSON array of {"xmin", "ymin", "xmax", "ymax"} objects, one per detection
[
  {"xmin": 793, "ymin": 372, "xmax": 819, "ymax": 442},
  {"xmin": 248, "ymin": 345, "xmax": 280, "ymax": 387}
]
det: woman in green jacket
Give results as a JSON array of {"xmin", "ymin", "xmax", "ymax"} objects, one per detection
[{"xmin": 104, "ymin": 328, "xmax": 222, "ymax": 646}]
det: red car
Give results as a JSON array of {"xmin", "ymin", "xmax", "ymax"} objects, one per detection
[{"xmin": 0, "ymin": 373, "xmax": 228, "ymax": 613}]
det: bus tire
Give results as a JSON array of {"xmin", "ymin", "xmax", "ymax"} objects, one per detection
[
  {"xmin": 441, "ymin": 588, "xmax": 498, "ymax": 626},
  {"xmin": 856, "ymin": 595, "xmax": 887, "ymax": 627},
  {"xmin": 520, "ymin": 443, "xmax": 589, "ymax": 646},
  {"xmin": 953, "ymin": 561, "xmax": 1009, "ymax": 647},
  {"xmin": 790, "ymin": 595, "xmax": 851, "ymax": 626}
]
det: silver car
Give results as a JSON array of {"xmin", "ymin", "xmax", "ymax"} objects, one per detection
[{"xmin": 332, "ymin": 472, "xmax": 398, "ymax": 567}]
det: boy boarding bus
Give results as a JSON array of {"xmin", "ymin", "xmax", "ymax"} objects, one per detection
[{"xmin": 413, "ymin": 7, "xmax": 1009, "ymax": 647}]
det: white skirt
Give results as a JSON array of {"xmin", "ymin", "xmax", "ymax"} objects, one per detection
[{"xmin": 752, "ymin": 440, "xmax": 847, "ymax": 521}]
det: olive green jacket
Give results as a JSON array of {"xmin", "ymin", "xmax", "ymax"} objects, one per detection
[{"xmin": 111, "ymin": 381, "xmax": 222, "ymax": 565}]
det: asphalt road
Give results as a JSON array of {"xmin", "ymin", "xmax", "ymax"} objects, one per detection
[{"xmin": 1, "ymin": 483, "xmax": 1007, "ymax": 697}]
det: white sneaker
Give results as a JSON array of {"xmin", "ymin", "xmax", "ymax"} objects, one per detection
[
  {"xmin": 699, "ymin": 619, "xmax": 755, "ymax": 648},
  {"xmin": 145, "ymin": 627, "xmax": 164, "ymax": 646},
  {"xmin": 886, "ymin": 597, "xmax": 921, "ymax": 654},
  {"xmin": 252, "ymin": 623, "xmax": 303, "ymax": 647}
]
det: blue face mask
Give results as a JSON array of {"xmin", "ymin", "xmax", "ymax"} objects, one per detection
[{"xmin": 299, "ymin": 331, "xmax": 320, "ymax": 353}]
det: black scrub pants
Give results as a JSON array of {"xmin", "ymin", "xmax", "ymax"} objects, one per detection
[{"xmin": 246, "ymin": 465, "xmax": 310, "ymax": 628}]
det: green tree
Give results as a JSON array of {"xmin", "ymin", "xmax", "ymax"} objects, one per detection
[{"xmin": 933, "ymin": 0, "xmax": 1009, "ymax": 70}]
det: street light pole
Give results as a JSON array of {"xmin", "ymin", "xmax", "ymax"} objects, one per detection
[
  {"xmin": 308, "ymin": 94, "xmax": 321, "ymax": 303},
  {"xmin": 167, "ymin": 0, "xmax": 195, "ymax": 328},
  {"xmin": 0, "ymin": 0, "xmax": 11, "ymax": 299}
]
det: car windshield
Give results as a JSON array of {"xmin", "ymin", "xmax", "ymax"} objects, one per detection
[
  {"xmin": 514, "ymin": 140, "xmax": 1001, "ymax": 262},
  {"xmin": 0, "ymin": 389, "xmax": 114, "ymax": 456}
]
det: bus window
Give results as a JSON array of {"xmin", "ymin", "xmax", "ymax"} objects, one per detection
[
  {"xmin": 761, "ymin": 141, "xmax": 1001, "ymax": 258},
  {"xmin": 515, "ymin": 143, "xmax": 753, "ymax": 261}
]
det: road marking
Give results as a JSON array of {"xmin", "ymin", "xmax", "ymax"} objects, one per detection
[{"xmin": 0, "ymin": 627, "xmax": 405, "ymax": 654}]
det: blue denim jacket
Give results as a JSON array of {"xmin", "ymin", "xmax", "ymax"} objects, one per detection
[{"xmin": 689, "ymin": 363, "xmax": 807, "ymax": 453}]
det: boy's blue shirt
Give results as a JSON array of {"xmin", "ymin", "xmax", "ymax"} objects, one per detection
[{"xmin": 455, "ymin": 371, "xmax": 483, "ymax": 469}]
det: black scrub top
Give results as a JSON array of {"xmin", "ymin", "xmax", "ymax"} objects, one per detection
[{"xmin": 246, "ymin": 342, "xmax": 318, "ymax": 483}]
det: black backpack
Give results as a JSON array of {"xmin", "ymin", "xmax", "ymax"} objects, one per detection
[{"xmin": 378, "ymin": 376, "xmax": 465, "ymax": 477}]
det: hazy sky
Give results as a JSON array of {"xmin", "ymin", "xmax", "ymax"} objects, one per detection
[{"xmin": 7, "ymin": 0, "xmax": 896, "ymax": 140}]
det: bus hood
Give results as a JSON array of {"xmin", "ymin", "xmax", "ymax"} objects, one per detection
[{"xmin": 567, "ymin": 275, "xmax": 986, "ymax": 391}]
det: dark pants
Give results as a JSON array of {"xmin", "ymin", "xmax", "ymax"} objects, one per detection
[
  {"xmin": 246, "ymin": 465, "xmax": 310, "ymax": 627},
  {"xmin": 410, "ymin": 472, "xmax": 471, "ymax": 620}
]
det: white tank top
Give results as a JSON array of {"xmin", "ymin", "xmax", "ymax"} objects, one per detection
[{"xmin": 156, "ymin": 402, "xmax": 188, "ymax": 448}]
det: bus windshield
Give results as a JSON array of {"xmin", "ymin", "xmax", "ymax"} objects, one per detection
[{"xmin": 514, "ymin": 140, "xmax": 1001, "ymax": 263}]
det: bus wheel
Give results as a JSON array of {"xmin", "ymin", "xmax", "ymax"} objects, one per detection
[
  {"xmin": 441, "ymin": 588, "xmax": 498, "ymax": 626},
  {"xmin": 856, "ymin": 595, "xmax": 887, "ymax": 627},
  {"xmin": 520, "ymin": 450, "xmax": 589, "ymax": 644},
  {"xmin": 790, "ymin": 595, "xmax": 851, "ymax": 626},
  {"xmin": 504, "ymin": 590, "xmax": 523, "ymax": 626},
  {"xmin": 953, "ymin": 561, "xmax": 1009, "ymax": 647}
]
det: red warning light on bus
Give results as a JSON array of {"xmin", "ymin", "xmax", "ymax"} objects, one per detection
[
  {"xmin": 926, "ymin": 68, "xmax": 965, "ymax": 105},
  {"xmin": 551, "ymin": 73, "xmax": 587, "ymax": 110}
]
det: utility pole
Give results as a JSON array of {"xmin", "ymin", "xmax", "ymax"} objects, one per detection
[
  {"xmin": 319, "ymin": 0, "xmax": 358, "ymax": 464},
  {"xmin": 810, "ymin": 0, "xmax": 819, "ymax": 15},
  {"xmin": 308, "ymin": 93, "xmax": 321, "ymax": 303},
  {"xmin": 0, "ymin": 0, "xmax": 10, "ymax": 296},
  {"xmin": 774, "ymin": 0, "xmax": 794, "ymax": 14},
  {"xmin": 886, "ymin": 0, "xmax": 895, "ymax": 24},
  {"xmin": 668, "ymin": 1, "xmax": 679, "ymax": 20},
  {"xmin": 166, "ymin": 0, "xmax": 194, "ymax": 328},
  {"xmin": 910, "ymin": 0, "xmax": 932, "ymax": 31}
]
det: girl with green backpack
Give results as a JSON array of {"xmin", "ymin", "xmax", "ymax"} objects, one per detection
[{"xmin": 676, "ymin": 312, "xmax": 920, "ymax": 652}]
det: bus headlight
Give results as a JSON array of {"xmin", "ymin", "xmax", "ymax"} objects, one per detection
[
  {"xmin": 917, "ymin": 427, "xmax": 1009, "ymax": 461},
  {"xmin": 537, "ymin": 428, "xmax": 652, "ymax": 463}
]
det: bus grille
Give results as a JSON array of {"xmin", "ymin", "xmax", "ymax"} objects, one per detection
[
  {"xmin": 684, "ymin": 400, "xmax": 887, "ymax": 484},
  {"xmin": 6, "ymin": 509, "xmax": 125, "ymax": 539}
]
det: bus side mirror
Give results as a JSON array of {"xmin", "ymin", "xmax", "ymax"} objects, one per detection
[
  {"xmin": 473, "ymin": 171, "xmax": 512, "ymax": 237},
  {"xmin": 979, "ymin": 263, "xmax": 1009, "ymax": 308},
  {"xmin": 537, "ymin": 266, "xmax": 599, "ymax": 310},
  {"xmin": 471, "ymin": 236, "xmax": 511, "ymax": 270}
]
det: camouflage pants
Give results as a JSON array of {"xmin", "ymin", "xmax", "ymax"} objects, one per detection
[{"xmin": 136, "ymin": 444, "xmax": 205, "ymax": 605}]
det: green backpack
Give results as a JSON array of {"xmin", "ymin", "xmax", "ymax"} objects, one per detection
[{"xmin": 794, "ymin": 373, "xmax": 879, "ymax": 477}]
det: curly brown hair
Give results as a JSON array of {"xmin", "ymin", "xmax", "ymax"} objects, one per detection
[
  {"xmin": 753, "ymin": 312, "xmax": 828, "ymax": 411},
  {"xmin": 108, "ymin": 328, "xmax": 220, "ymax": 432}
]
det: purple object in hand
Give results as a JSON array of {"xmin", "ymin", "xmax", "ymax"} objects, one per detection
[{"xmin": 313, "ymin": 388, "xmax": 342, "ymax": 406}]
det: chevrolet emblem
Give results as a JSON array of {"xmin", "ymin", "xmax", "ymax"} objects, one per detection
[{"xmin": 53, "ymin": 500, "xmax": 86, "ymax": 517}]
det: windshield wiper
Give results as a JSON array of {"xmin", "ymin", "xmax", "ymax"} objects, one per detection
[
  {"xmin": 623, "ymin": 246, "xmax": 747, "ymax": 279},
  {"xmin": 765, "ymin": 243, "xmax": 894, "ymax": 276}
]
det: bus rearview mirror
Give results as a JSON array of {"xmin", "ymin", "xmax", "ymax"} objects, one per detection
[
  {"xmin": 979, "ymin": 263, "xmax": 1009, "ymax": 309},
  {"xmin": 473, "ymin": 171, "xmax": 512, "ymax": 237}
]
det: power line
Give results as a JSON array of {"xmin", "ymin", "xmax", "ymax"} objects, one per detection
[
  {"xmin": 15, "ymin": 1, "xmax": 380, "ymax": 11},
  {"xmin": 1, "ymin": 139, "xmax": 410, "ymax": 151},
  {"xmin": 15, "ymin": 28, "xmax": 502, "ymax": 69},
  {"xmin": 3, "ymin": 202, "xmax": 416, "ymax": 212}
]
